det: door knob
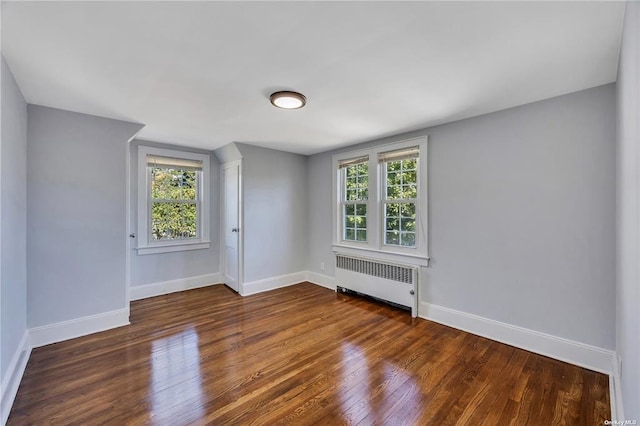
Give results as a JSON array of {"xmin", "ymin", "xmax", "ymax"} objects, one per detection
[{"xmin": 231, "ymin": 228, "xmax": 239, "ymax": 233}]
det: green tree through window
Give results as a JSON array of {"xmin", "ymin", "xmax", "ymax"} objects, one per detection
[
  {"xmin": 150, "ymin": 167, "xmax": 198, "ymax": 240},
  {"xmin": 335, "ymin": 142, "xmax": 424, "ymax": 256},
  {"xmin": 384, "ymin": 158, "xmax": 417, "ymax": 247},
  {"xmin": 342, "ymin": 159, "xmax": 368, "ymax": 242}
]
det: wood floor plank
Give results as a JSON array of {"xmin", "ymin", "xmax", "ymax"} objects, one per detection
[{"xmin": 8, "ymin": 283, "xmax": 610, "ymax": 425}]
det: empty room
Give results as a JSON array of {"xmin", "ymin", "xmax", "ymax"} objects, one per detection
[{"xmin": 0, "ymin": 1, "xmax": 638, "ymax": 424}]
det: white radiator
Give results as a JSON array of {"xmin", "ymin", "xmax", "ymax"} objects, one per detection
[{"xmin": 335, "ymin": 255, "xmax": 418, "ymax": 317}]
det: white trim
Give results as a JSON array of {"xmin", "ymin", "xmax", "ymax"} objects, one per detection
[
  {"xmin": 136, "ymin": 145, "xmax": 211, "ymax": 254},
  {"xmin": 306, "ymin": 271, "xmax": 337, "ymax": 291},
  {"xmin": 125, "ymin": 138, "xmax": 133, "ymax": 309},
  {"xmin": 242, "ymin": 271, "xmax": 307, "ymax": 296},
  {"xmin": 332, "ymin": 136, "xmax": 429, "ymax": 260},
  {"xmin": 419, "ymin": 301, "xmax": 615, "ymax": 375},
  {"xmin": 297, "ymin": 274, "xmax": 624, "ymax": 419},
  {"xmin": 29, "ymin": 308, "xmax": 130, "ymax": 349},
  {"xmin": 220, "ymin": 160, "xmax": 244, "ymax": 294},
  {"xmin": 1, "ymin": 273, "xmax": 622, "ymax": 423},
  {"xmin": 333, "ymin": 244, "xmax": 429, "ymax": 267},
  {"xmin": 130, "ymin": 273, "xmax": 222, "ymax": 301},
  {"xmin": 610, "ymin": 353, "xmax": 625, "ymax": 421},
  {"xmin": 136, "ymin": 241, "xmax": 210, "ymax": 255},
  {"xmin": 1, "ymin": 331, "xmax": 30, "ymax": 426},
  {"xmin": 124, "ymin": 130, "xmax": 143, "ymax": 311}
]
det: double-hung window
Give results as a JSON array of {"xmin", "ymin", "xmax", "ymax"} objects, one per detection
[
  {"xmin": 339, "ymin": 156, "xmax": 369, "ymax": 242},
  {"xmin": 149, "ymin": 155, "xmax": 200, "ymax": 241},
  {"xmin": 137, "ymin": 146, "xmax": 210, "ymax": 255},
  {"xmin": 333, "ymin": 137, "xmax": 428, "ymax": 266},
  {"xmin": 380, "ymin": 147, "xmax": 419, "ymax": 247}
]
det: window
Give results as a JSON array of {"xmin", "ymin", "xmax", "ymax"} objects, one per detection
[
  {"xmin": 137, "ymin": 146, "xmax": 210, "ymax": 255},
  {"xmin": 333, "ymin": 137, "xmax": 428, "ymax": 266},
  {"xmin": 340, "ymin": 156, "xmax": 369, "ymax": 242},
  {"xmin": 149, "ymin": 156, "xmax": 200, "ymax": 241},
  {"xmin": 381, "ymin": 147, "xmax": 419, "ymax": 247}
]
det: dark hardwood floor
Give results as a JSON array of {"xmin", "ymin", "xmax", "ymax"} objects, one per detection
[{"xmin": 8, "ymin": 282, "xmax": 610, "ymax": 425}]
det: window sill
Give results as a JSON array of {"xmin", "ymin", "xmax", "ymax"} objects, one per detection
[
  {"xmin": 136, "ymin": 241, "xmax": 211, "ymax": 256},
  {"xmin": 332, "ymin": 244, "xmax": 430, "ymax": 267}
]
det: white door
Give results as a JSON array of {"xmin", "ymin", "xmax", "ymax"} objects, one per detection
[{"xmin": 222, "ymin": 162, "xmax": 240, "ymax": 292}]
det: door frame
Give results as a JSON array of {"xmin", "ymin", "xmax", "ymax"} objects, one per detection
[{"xmin": 220, "ymin": 160, "xmax": 244, "ymax": 294}]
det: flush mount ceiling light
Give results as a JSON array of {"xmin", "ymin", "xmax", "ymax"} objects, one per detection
[{"xmin": 270, "ymin": 91, "xmax": 306, "ymax": 109}]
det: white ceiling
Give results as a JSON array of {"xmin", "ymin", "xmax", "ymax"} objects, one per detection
[{"xmin": 1, "ymin": 1, "xmax": 626, "ymax": 155}]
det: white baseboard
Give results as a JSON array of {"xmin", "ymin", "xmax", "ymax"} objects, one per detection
[
  {"xmin": 251, "ymin": 272, "xmax": 617, "ymax": 377},
  {"xmin": 1, "ymin": 331, "xmax": 31, "ymax": 425},
  {"xmin": 242, "ymin": 271, "xmax": 307, "ymax": 296},
  {"xmin": 419, "ymin": 301, "xmax": 615, "ymax": 375},
  {"xmin": 29, "ymin": 308, "xmax": 130, "ymax": 349},
  {"xmin": 130, "ymin": 273, "xmax": 222, "ymax": 301},
  {"xmin": 2, "ymin": 272, "xmax": 622, "ymax": 422},
  {"xmin": 306, "ymin": 271, "xmax": 337, "ymax": 291},
  {"xmin": 610, "ymin": 353, "xmax": 625, "ymax": 421}
]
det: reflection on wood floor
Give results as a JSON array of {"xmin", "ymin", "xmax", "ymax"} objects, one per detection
[{"xmin": 8, "ymin": 282, "xmax": 610, "ymax": 425}]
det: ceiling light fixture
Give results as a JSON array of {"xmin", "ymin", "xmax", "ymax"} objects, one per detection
[{"xmin": 270, "ymin": 91, "xmax": 306, "ymax": 109}]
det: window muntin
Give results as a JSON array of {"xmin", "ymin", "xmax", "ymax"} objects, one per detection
[
  {"xmin": 149, "ymin": 166, "xmax": 199, "ymax": 241},
  {"xmin": 333, "ymin": 138, "xmax": 427, "ymax": 264},
  {"xmin": 340, "ymin": 157, "xmax": 368, "ymax": 242},
  {"xmin": 383, "ymin": 157, "xmax": 418, "ymax": 247},
  {"xmin": 137, "ymin": 146, "xmax": 210, "ymax": 255}
]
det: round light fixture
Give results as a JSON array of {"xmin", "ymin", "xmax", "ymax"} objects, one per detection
[{"xmin": 270, "ymin": 91, "xmax": 306, "ymax": 109}]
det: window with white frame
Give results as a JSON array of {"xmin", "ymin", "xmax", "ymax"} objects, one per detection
[
  {"xmin": 339, "ymin": 155, "xmax": 369, "ymax": 242},
  {"xmin": 333, "ymin": 137, "xmax": 428, "ymax": 265},
  {"xmin": 149, "ymin": 155, "xmax": 200, "ymax": 241},
  {"xmin": 137, "ymin": 146, "xmax": 210, "ymax": 255},
  {"xmin": 380, "ymin": 147, "xmax": 419, "ymax": 247}
]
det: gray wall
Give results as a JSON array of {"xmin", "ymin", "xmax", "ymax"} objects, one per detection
[
  {"xmin": 214, "ymin": 143, "xmax": 242, "ymax": 164},
  {"xmin": 27, "ymin": 105, "xmax": 143, "ymax": 327},
  {"xmin": 308, "ymin": 84, "xmax": 616, "ymax": 350},
  {"xmin": 1, "ymin": 56, "xmax": 27, "ymax": 380},
  {"xmin": 236, "ymin": 143, "xmax": 308, "ymax": 282},
  {"xmin": 129, "ymin": 140, "xmax": 220, "ymax": 286},
  {"xmin": 307, "ymin": 151, "xmax": 334, "ymax": 277},
  {"xmin": 616, "ymin": 1, "xmax": 640, "ymax": 418}
]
